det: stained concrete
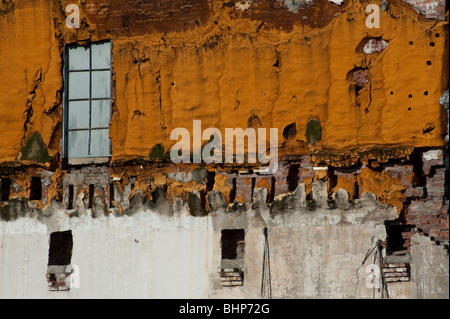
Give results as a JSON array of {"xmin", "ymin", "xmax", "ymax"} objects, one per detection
[{"xmin": 1, "ymin": 180, "xmax": 447, "ymax": 298}]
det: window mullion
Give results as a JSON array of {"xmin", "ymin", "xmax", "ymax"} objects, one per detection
[{"xmin": 88, "ymin": 45, "xmax": 93, "ymax": 156}]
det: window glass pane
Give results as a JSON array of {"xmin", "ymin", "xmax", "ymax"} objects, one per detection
[
  {"xmin": 68, "ymin": 130, "xmax": 89, "ymax": 158},
  {"xmin": 68, "ymin": 101, "xmax": 90, "ymax": 129},
  {"xmin": 69, "ymin": 72, "xmax": 90, "ymax": 99},
  {"xmin": 91, "ymin": 100, "xmax": 111, "ymax": 128},
  {"xmin": 92, "ymin": 42, "xmax": 111, "ymax": 69},
  {"xmin": 90, "ymin": 129, "xmax": 110, "ymax": 157},
  {"xmin": 91, "ymin": 71, "xmax": 110, "ymax": 98},
  {"xmin": 68, "ymin": 46, "xmax": 90, "ymax": 71}
]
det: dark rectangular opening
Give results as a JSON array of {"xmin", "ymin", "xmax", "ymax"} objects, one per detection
[
  {"xmin": 30, "ymin": 177, "xmax": 42, "ymax": 200},
  {"xmin": 130, "ymin": 176, "xmax": 137, "ymax": 192},
  {"xmin": 287, "ymin": 164, "xmax": 300, "ymax": 192},
  {"xmin": 200, "ymin": 189, "xmax": 207, "ymax": 210},
  {"xmin": 353, "ymin": 180, "xmax": 360, "ymax": 200},
  {"xmin": 251, "ymin": 177, "xmax": 256, "ymax": 201},
  {"xmin": 206, "ymin": 171, "xmax": 216, "ymax": 193},
  {"xmin": 1, "ymin": 178, "xmax": 11, "ymax": 201},
  {"xmin": 385, "ymin": 222, "xmax": 413, "ymax": 255},
  {"xmin": 410, "ymin": 149, "xmax": 426, "ymax": 187},
  {"xmin": 88, "ymin": 184, "xmax": 94, "ymax": 208},
  {"xmin": 221, "ymin": 229, "xmax": 245, "ymax": 260},
  {"xmin": 67, "ymin": 185, "xmax": 74, "ymax": 209},
  {"xmin": 48, "ymin": 230, "xmax": 73, "ymax": 266},
  {"xmin": 230, "ymin": 178, "xmax": 237, "ymax": 203},
  {"xmin": 109, "ymin": 183, "xmax": 115, "ymax": 208},
  {"xmin": 267, "ymin": 176, "xmax": 276, "ymax": 203}
]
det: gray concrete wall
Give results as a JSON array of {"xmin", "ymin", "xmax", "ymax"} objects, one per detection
[{"xmin": 0, "ymin": 184, "xmax": 448, "ymax": 299}]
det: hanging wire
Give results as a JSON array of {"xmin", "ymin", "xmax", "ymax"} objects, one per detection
[
  {"xmin": 261, "ymin": 227, "xmax": 272, "ymax": 299},
  {"xmin": 362, "ymin": 239, "xmax": 390, "ymax": 299},
  {"xmin": 372, "ymin": 248, "xmax": 378, "ymax": 299},
  {"xmin": 378, "ymin": 243, "xmax": 390, "ymax": 299},
  {"xmin": 362, "ymin": 239, "xmax": 381, "ymax": 266}
]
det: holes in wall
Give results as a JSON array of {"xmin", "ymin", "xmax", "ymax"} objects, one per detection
[
  {"xmin": 408, "ymin": 107, "xmax": 412, "ymax": 111},
  {"xmin": 273, "ymin": 59, "xmax": 280, "ymax": 68},
  {"xmin": 390, "ymin": 91, "xmax": 394, "ymax": 95},
  {"xmin": 408, "ymin": 41, "xmax": 413, "ymax": 45},
  {"xmin": 88, "ymin": 184, "xmax": 94, "ymax": 208},
  {"xmin": 109, "ymin": 183, "xmax": 115, "ymax": 208},
  {"xmin": 430, "ymin": 42, "xmax": 435, "ymax": 47},
  {"xmin": 424, "ymin": 91, "xmax": 428, "ymax": 96},
  {"xmin": 1, "ymin": 178, "xmax": 11, "ymax": 201},
  {"xmin": 47, "ymin": 230, "xmax": 74, "ymax": 291},
  {"xmin": 67, "ymin": 185, "xmax": 74, "ymax": 210},
  {"xmin": 347, "ymin": 67, "xmax": 370, "ymax": 108},
  {"xmin": 48, "ymin": 230, "xmax": 73, "ymax": 266},
  {"xmin": 267, "ymin": 176, "xmax": 276, "ymax": 203},
  {"xmin": 130, "ymin": 176, "xmax": 137, "ymax": 191},
  {"xmin": 221, "ymin": 229, "xmax": 245, "ymax": 260},
  {"xmin": 251, "ymin": 177, "xmax": 256, "ymax": 202},
  {"xmin": 426, "ymin": 60, "xmax": 432, "ymax": 66},
  {"xmin": 230, "ymin": 177, "xmax": 237, "ymax": 203},
  {"xmin": 422, "ymin": 123, "xmax": 435, "ymax": 134},
  {"xmin": 353, "ymin": 180, "xmax": 360, "ymax": 200},
  {"xmin": 383, "ymin": 221, "xmax": 412, "ymax": 283},
  {"xmin": 410, "ymin": 150, "xmax": 426, "ymax": 187},
  {"xmin": 220, "ymin": 229, "xmax": 245, "ymax": 287},
  {"xmin": 328, "ymin": 169, "xmax": 337, "ymax": 191},
  {"xmin": 30, "ymin": 177, "xmax": 42, "ymax": 200},
  {"xmin": 306, "ymin": 192, "xmax": 312, "ymax": 201},
  {"xmin": 287, "ymin": 164, "xmax": 300, "ymax": 192},
  {"xmin": 385, "ymin": 222, "xmax": 413, "ymax": 255},
  {"xmin": 408, "ymin": 94, "xmax": 412, "ymax": 98},
  {"xmin": 206, "ymin": 171, "xmax": 216, "ymax": 193},
  {"xmin": 282, "ymin": 122, "xmax": 297, "ymax": 140},
  {"xmin": 200, "ymin": 188, "xmax": 207, "ymax": 211}
]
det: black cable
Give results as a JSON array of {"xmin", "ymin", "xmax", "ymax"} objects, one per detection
[
  {"xmin": 362, "ymin": 239, "xmax": 391, "ymax": 299},
  {"xmin": 362, "ymin": 239, "xmax": 381, "ymax": 266},
  {"xmin": 377, "ymin": 243, "xmax": 390, "ymax": 299},
  {"xmin": 261, "ymin": 227, "xmax": 272, "ymax": 299}
]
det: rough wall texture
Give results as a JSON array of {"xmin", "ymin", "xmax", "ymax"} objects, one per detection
[
  {"xmin": 0, "ymin": 0, "xmax": 448, "ymax": 161},
  {"xmin": 0, "ymin": 0, "xmax": 449, "ymax": 298}
]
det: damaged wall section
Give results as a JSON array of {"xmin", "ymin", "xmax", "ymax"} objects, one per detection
[
  {"xmin": 0, "ymin": 0, "xmax": 448, "ymax": 299},
  {"xmin": 1, "ymin": 172, "xmax": 448, "ymax": 298}
]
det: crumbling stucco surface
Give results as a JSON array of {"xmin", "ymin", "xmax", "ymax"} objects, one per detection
[
  {"xmin": 0, "ymin": 0, "xmax": 448, "ymax": 162},
  {"xmin": 0, "ymin": 0, "xmax": 449, "ymax": 299}
]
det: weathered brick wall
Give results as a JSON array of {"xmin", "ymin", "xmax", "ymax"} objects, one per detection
[
  {"xmin": 0, "ymin": 167, "xmax": 55, "ymax": 208},
  {"xmin": 403, "ymin": 0, "xmax": 446, "ymax": 20},
  {"xmin": 82, "ymin": 0, "xmax": 210, "ymax": 36},
  {"xmin": 62, "ymin": 165, "xmax": 112, "ymax": 213},
  {"xmin": 220, "ymin": 155, "xmax": 315, "ymax": 203},
  {"xmin": 405, "ymin": 149, "xmax": 449, "ymax": 246}
]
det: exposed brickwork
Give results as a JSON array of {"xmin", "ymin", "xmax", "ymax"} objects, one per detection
[
  {"xmin": 219, "ymin": 268, "xmax": 244, "ymax": 287},
  {"xmin": 82, "ymin": 0, "xmax": 211, "ymax": 36},
  {"xmin": 402, "ymin": 0, "xmax": 446, "ymax": 20},
  {"xmin": 0, "ymin": 166, "xmax": 54, "ymax": 207},
  {"xmin": 47, "ymin": 273, "xmax": 70, "ymax": 291},
  {"xmin": 384, "ymin": 164, "xmax": 414, "ymax": 189},
  {"xmin": 62, "ymin": 165, "xmax": 112, "ymax": 211},
  {"xmin": 353, "ymin": 68, "xmax": 370, "ymax": 87},
  {"xmin": 363, "ymin": 38, "xmax": 389, "ymax": 55},
  {"xmin": 238, "ymin": 0, "xmax": 345, "ymax": 30},
  {"xmin": 383, "ymin": 263, "xmax": 411, "ymax": 283},
  {"xmin": 405, "ymin": 149, "xmax": 449, "ymax": 247}
]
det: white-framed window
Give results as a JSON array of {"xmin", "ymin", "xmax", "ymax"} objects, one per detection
[{"xmin": 63, "ymin": 41, "xmax": 112, "ymax": 161}]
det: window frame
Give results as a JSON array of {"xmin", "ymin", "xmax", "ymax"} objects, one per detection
[{"xmin": 62, "ymin": 41, "xmax": 112, "ymax": 164}]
